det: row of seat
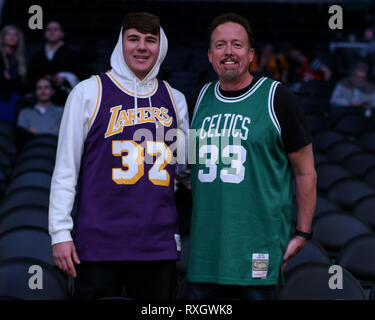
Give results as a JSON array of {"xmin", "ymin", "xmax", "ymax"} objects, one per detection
[
  {"xmin": 0, "ymin": 134, "xmax": 71, "ymax": 300},
  {"xmin": 306, "ymin": 108, "xmax": 375, "ymax": 138},
  {"xmin": 175, "ymin": 233, "xmax": 375, "ymax": 300},
  {"xmin": 314, "ymin": 130, "xmax": 375, "ymax": 155}
]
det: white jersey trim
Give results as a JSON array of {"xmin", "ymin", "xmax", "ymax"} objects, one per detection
[
  {"xmin": 88, "ymin": 75, "xmax": 102, "ymax": 131},
  {"xmin": 106, "ymin": 71, "xmax": 159, "ymax": 98},
  {"xmin": 214, "ymin": 77, "xmax": 267, "ymax": 103},
  {"xmin": 163, "ymin": 80, "xmax": 180, "ymax": 126},
  {"xmin": 192, "ymin": 82, "xmax": 211, "ymax": 123},
  {"xmin": 268, "ymin": 80, "xmax": 281, "ymax": 136}
]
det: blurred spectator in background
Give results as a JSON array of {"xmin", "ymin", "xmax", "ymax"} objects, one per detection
[
  {"xmin": 359, "ymin": 26, "xmax": 375, "ymax": 80},
  {"xmin": 17, "ymin": 77, "xmax": 63, "ymax": 136},
  {"xmin": 250, "ymin": 42, "xmax": 289, "ymax": 83},
  {"xmin": 27, "ymin": 20, "xmax": 89, "ymax": 106},
  {"xmin": 330, "ymin": 61, "xmax": 375, "ymax": 110},
  {"xmin": 0, "ymin": 24, "xmax": 27, "ymax": 123},
  {"xmin": 288, "ymin": 44, "xmax": 332, "ymax": 84}
]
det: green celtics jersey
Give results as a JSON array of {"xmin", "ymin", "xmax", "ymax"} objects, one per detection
[{"xmin": 187, "ymin": 77, "xmax": 293, "ymax": 286}]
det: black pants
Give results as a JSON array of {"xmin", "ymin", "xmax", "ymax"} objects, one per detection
[
  {"xmin": 74, "ymin": 260, "xmax": 177, "ymax": 300},
  {"xmin": 186, "ymin": 282, "xmax": 277, "ymax": 300}
]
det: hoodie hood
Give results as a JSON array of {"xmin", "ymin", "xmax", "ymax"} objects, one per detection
[
  {"xmin": 109, "ymin": 26, "xmax": 168, "ymax": 125},
  {"xmin": 110, "ymin": 26, "xmax": 168, "ymax": 89}
]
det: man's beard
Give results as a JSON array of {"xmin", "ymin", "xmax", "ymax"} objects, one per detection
[{"xmin": 220, "ymin": 68, "xmax": 240, "ymax": 81}]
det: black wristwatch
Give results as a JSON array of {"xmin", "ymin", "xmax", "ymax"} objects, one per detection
[{"xmin": 295, "ymin": 228, "xmax": 313, "ymax": 240}]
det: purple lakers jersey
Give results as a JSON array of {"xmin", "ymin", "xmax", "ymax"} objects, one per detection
[{"xmin": 73, "ymin": 72, "xmax": 180, "ymax": 261}]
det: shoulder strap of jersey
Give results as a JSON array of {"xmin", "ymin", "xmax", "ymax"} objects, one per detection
[
  {"xmin": 192, "ymin": 82, "xmax": 213, "ymax": 123},
  {"xmin": 267, "ymin": 80, "xmax": 281, "ymax": 136}
]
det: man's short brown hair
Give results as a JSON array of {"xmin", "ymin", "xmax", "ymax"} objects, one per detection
[
  {"xmin": 208, "ymin": 13, "xmax": 254, "ymax": 48},
  {"xmin": 122, "ymin": 12, "xmax": 160, "ymax": 36}
]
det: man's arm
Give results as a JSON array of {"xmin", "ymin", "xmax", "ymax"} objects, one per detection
[
  {"xmin": 283, "ymin": 143, "xmax": 317, "ymax": 268},
  {"xmin": 49, "ymin": 76, "xmax": 99, "ymax": 277}
]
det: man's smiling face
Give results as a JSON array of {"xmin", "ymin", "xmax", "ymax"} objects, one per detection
[{"xmin": 208, "ymin": 22, "xmax": 254, "ymax": 83}]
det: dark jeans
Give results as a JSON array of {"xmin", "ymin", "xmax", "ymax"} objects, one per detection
[
  {"xmin": 74, "ymin": 260, "xmax": 177, "ymax": 300},
  {"xmin": 186, "ymin": 282, "xmax": 276, "ymax": 300}
]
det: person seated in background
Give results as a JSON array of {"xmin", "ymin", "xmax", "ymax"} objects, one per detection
[
  {"xmin": 17, "ymin": 77, "xmax": 63, "ymax": 136},
  {"xmin": 330, "ymin": 61, "xmax": 375, "ymax": 110},
  {"xmin": 0, "ymin": 24, "xmax": 28, "ymax": 123},
  {"xmin": 359, "ymin": 26, "xmax": 375, "ymax": 81},
  {"xmin": 250, "ymin": 42, "xmax": 289, "ymax": 83},
  {"xmin": 288, "ymin": 44, "xmax": 332, "ymax": 83},
  {"xmin": 27, "ymin": 20, "xmax": 89, "ymax": 106}
]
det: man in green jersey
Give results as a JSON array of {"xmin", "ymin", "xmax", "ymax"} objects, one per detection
[{"xmin": 187, "ymin": 13, "xmax": 317, "ymax": 300}]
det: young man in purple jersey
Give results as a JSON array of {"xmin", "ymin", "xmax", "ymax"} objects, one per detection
[{"xmin": 48, "ymin": 12, "xmax": 189, "ymax": 300}]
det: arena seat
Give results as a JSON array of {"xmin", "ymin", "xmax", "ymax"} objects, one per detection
[
  {"xmin": 11, "ymin": 157, "xmax": 55, "ymax": 178},
  {"xmin": 312, "ymin": 212, "xmax": 372, "ymax": 258},
  {"xmin": 0, "ymin": 122, "xmax": 14, "ymax": 139},
  {"xmin": 316, "ymin": 163, "xmax": 353, "ymax": 192},
  {"xmin": 0, "ymin": 205, "xmax": 48, "ymax": 234},
  {"xmin": 284, "ymin": 239, "xmax": 331, "ymax": 273},
  {"xmin": 354, "ymin": 196, "xmax": 375, "ymax": 230},
  {"xmin": 314, "ymin": 194, "xmax": 340, "ymax": 217},
  {"xmin": 327, "ymin": 178, "xmax": 375, "ymax": 210},
  {"xmin": 337, "ymin": 234, "xmax": 375, "ymax": 299},
  {"xmin": 0, "ymin": 257, "xmax": 69, "ymax": 300},
  {"xmin": 312, "ymin": 130, "xmax": 345, "ymax": 152},
  {"xmin": 0, "ymin": 148, "xmax": 12, "ymax": 177},
  {"xmin": 0, "ymin": 167, "xmax": 6, "ymax": 198},
  {"xmin": 0, "ymin": 135, "xmax": 17, "ymax": 157},
  {"xmin": 357, "ymin": 132, "xmax": 375, "ymax": 154},
  {"xmin": 332, "ymin": 112, "xmax": 373, "ymax": 137},
  {"xmin": 305, "ymin": 112, "xmax": 329, "ymax": 134},
  {"xmin": 22, "ymin": 134, "xmax": 58, "ymax": 150},
  {"xmin": 343, "ymin": 152, "xmax": 375, "ymax": 177},
  {"xmin": 16, "ymin": 145, "xmax": 57, "ymax": 163},
  {"xmin": 313, "ymin": 152, "xmax": 329, "ymax": 166},
  {"xmin": 278, "ymin": 262, "xmax": 366, "ymax": 300},
  {"xmin": 0, "ymin": 187, "xmax": 50, "ymax": 214},
  {"xmin": 0, "ymin": 226, "xmax": 54, "ymax": 265},
  {"xmin": 5, "ymin": 171, "xmax": 51, "ymax": 195},
  {"xmin": 326, "ymin": 142, "xmax": 361, "ymax": 164},
  {"xmin": 365, "ymin": 166, "xmax": 375, "ymax": 189}
]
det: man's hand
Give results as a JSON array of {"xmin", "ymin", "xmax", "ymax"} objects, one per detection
[
  {"xmin": 282, "ymin": 236, "xmax": 307, "ymax": 269},
  {"xmin": 52, "ymin": 241, "xmax": 80, "ymax": 277}
]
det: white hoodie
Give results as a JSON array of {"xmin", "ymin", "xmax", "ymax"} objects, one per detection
[{"xmin": 48, "ymin": 27, "xmax": 189, "ymax": 245}]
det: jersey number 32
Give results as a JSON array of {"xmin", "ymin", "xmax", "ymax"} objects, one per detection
[{"xmin": 112, "ymin": 140, "xmax": 172, "ymax": 186}]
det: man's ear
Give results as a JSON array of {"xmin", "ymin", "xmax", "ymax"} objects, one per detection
[
  {"xmin": 248, "ymin": 47, "xmax": 255, "ymax": 64},
  {"xmin": 208, "ymin": 49, "xmax": 213, "ymax": 64}
]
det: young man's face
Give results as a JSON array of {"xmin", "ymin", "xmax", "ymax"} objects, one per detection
[
  {"xmin": 208, "ymin": 22, "xmax": 254, "ymax": 82},
  {"xmin": 123, "ymin": 28, "xmax": 160, "ymax": 80},
  {"xmin": 36, "ymin": 79, "xmax": 54, "ymax": 103}
]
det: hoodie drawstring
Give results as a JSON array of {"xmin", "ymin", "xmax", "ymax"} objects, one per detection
[
  {"xmin": 134, "ymin": 79, "xmax": 138, "ymax": 124},
  {"xmin": 133, "ymin": 80, "xmax": 159, "ymax": 128},
  {"xmin": 148, "ymin": 81, "xmax": 159, "ymax": 128}
]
